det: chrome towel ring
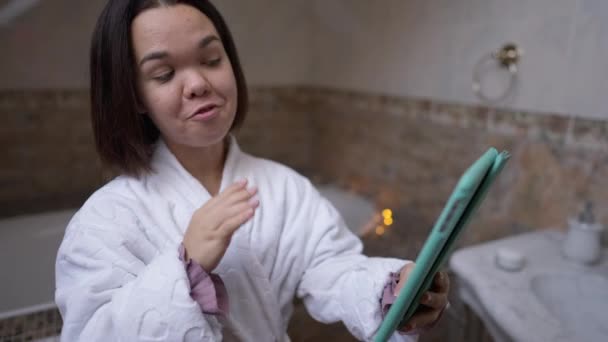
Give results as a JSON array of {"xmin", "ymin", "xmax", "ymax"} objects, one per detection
[{"xmin": 472, "ymin": 43, "xmax": 523, "ymax": 104}]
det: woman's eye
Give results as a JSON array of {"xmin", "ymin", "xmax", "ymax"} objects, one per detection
[
  {"xmin": 206, "ymin": 58, "xmax": 222, "ymax": 67},
  {"xmin": 153, "ymin": 71, "xmax": 174, "ymax": 83}
]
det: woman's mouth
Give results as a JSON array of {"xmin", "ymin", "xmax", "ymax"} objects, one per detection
[{"xmin": 189, "ymin": 104, "xmax": 220, "ymax": 122}]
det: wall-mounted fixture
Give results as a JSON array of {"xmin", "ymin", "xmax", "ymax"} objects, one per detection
[{"xmin": 472, "ymin": 42, "xmax": 523, "ymax": 104}]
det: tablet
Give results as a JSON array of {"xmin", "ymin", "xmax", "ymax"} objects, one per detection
[{"xmin": 374, "ymin": 147, "xmax": 510, "ymax": 342}]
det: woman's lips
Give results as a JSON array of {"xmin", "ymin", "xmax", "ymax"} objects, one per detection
[{"xmin": 190, "ymin": 106, "xmax": 220, "ymax": 121}]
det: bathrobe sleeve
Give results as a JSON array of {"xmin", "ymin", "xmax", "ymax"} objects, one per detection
[
  {"xmin": 291, "ymin": 178, "xmax": 416, "ymax": 342},
  {"xmin": 54, "ymin": 200, "xmax": 223, "ymax": 342}
]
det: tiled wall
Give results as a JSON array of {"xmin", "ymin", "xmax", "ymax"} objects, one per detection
[
  {"xmin": 304, "ymin": 87, "xmax": 608, "ymax": 249},
  {"xmin": 0, "ymin": 307, "xmax": 62, "ymax": 341},
  {"xmin": 0, "ymin": 90, "xmax": 103, "ymax": 217},
  {"xmin": 2, "ymin": 87, "xmax": 607, "ymax": 246}
]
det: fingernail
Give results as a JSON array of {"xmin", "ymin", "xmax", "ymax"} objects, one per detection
[
  {"xmin": 249, "ymin": 198, "xmax": 260, "ymax": 206},
  {"xmin": 423, "ymin": 294, "xmax": 431, "ymax": 303},
  {"xmin": 247, "ymin": 186, "xmax": 257, "ymax": 194}
]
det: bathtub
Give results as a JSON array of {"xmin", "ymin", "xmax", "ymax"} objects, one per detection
[
  {"xmin": 316, "ymin": 184, "xmax": 376, "ymax": 236},
  {"xmin": 0, "ymin": 185, "xmax": 374, "ymax": 319},
  {"xmin": 0, "ymin": 209, "xmax": 77, "ymax": 319}
]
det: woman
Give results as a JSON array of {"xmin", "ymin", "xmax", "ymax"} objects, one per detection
[{"xmin": 55, "ymin": 1, "xmax": 449, "ymax": 341}]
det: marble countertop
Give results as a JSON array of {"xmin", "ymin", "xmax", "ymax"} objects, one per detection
[{"xmin": 449, "ymin": 230, "xmax": 608, "ymax": 342}]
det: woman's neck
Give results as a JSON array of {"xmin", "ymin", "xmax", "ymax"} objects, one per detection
[{"xmin": 166, "ymin": 138, "xmax": 229, "ymax": 196}]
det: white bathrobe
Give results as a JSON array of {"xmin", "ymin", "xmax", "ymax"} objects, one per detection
[{"xmin": 55, "ymin": 137, "xmax": 414, "ymax": 342}]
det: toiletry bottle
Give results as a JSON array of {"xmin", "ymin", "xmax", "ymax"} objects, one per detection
[{"xmin": 563, "ymin": 201, "xmax": 604, "ymax": 265}]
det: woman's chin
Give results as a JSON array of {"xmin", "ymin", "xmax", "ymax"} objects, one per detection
[{"xmin": 187, "ymin": 130, "xmax": 231, "ymax": 148}]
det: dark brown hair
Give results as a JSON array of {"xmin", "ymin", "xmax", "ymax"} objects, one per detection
[{"xmin": 90, "ymin": 0, "xmax": 248, "ymax": 176}]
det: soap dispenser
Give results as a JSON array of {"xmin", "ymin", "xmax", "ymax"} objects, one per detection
[{"xmin": 562, "ymin": 201, "xmax": 604, "ymax": 265}]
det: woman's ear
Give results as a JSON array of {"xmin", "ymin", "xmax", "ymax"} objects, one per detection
[
  {"xmin": 135, "ymin": 97, "xmax": 147, "ymax": 115},
  {"xmin": 137, "ymin": 104, "xmax": 147, "ymax": 115},
  {"xmin": 134, "ymin": 86, "xmax": 147, "ymax": 114}
]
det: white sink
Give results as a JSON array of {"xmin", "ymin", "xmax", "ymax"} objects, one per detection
[
  {"xmin": 450, "ymin": 230, "xmax": 608, "ymax": 342},
  {"xmin": 530, "ymin": 273, "xmax": 608, "ymax": 339}
]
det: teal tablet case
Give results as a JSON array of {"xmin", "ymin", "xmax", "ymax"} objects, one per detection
[{"xmin": 374, "ymin": 148, "xmax": 510, "ymax": 342}]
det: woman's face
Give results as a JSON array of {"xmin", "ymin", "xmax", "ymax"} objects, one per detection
[{"xmin": 131, "ymin": 4, "xmax": 238, "ymax": 148}]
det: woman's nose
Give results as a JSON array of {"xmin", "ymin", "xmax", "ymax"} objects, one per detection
[{"xmin": 183, "ymin": 70, "xmax": 210, "ymax": 99}]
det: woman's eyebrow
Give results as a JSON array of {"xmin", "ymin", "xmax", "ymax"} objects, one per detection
[
  {"xmin": 139, "ymin": 51, "xmax": 168, "ymax": 67},
  {"xmin": 198, "ymin": 35, "xmax": 220, "ymax": 49},
  {"xmin": 139, "ymin": 35, "xmax": 221, "ymax": 67}
]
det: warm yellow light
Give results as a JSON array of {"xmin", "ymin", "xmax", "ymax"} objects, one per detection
[
  {"xmin": 382, "ymin": 209, "xmax": 393, "ymax": 219},
  {"xmin": 375, "ymin": 226, "xmax": 386, "ymax": 236},
  {"xmin": 384, "ymin": 217, "xmax": 394, "ymax": 226}
]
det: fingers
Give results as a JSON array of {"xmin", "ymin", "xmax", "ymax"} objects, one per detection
[
  {"xmin": 419, "ymin": 290, "xmax": 448, "ymax": 310},
  {"xmin": 216, "ymin": 180, "xmax": 257, "ymax": 204},
  {"xmin": 203, "ymin": 180, "xmax": 247, "ymax": 210},
  {"xmin": 431, "ymin": 271, "xmax": 450, "ymax": 293},
  {"xmin": 223, "ymin": 179, "xmax": 249, "ymax": 195},
  {"xmin": 214, "ymin": 179, "xmax": 249, "ymax": 201},
  {"xmin": 220, "ymin": 207, "xmax": 255, "ymax": 235},
  {"xmin": 397, "ymin": 271, "xmax": 449, "ymax": 334},
  {"xmin": 394, "ymin": 263, "xmax": 415, "ymax": 296},
  {"xmin": 219, "ymin": 184, "xmax": 258, "ymax": 219},
  {"xmin": 194, "ymin": 179, "xmax": 259, "ymax": 229},
  {"xmin": 204, "ymin": 180, "xmax": 253, "ymax": 210},
  {"xmin": 398, "ymin": 307, "xmax": 440, "ymax": 334},
  {"xmin": 225, "ymin": 186, "xmax": 258, "ymax": 206},
  {"xmin": 215, "ymin": 180, "xmax": 259, "ymax": 235},
  {"xmin": 395, "ymin": 266, "xmax": 450, "ymax": 300},
  {"xmin": 224, "ymin": 198, "xmax": 260, "ymax": 219}
]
